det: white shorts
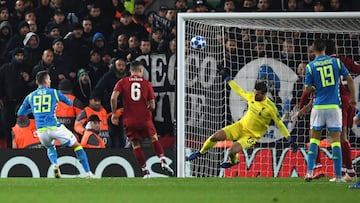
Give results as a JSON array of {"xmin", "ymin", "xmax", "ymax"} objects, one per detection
[
  {"xmin": 310, "ymin": 108, "xmax": 342, "ymax": 131},
  {"xmin": 37, "ymin": 125, "xmax": 77, "ymax": 148}
]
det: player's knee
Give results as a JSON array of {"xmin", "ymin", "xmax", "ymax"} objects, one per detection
[
  {"xmin": 150, "ymin": 135, "xmax": 159, "ymax": 142},
  {"xmin": 70, "ymin": 141, "xmax": 81, "ymax": 149},
  {"xmin": 340, "ymin": 135, "xmax": 348, "ymax": 142},
  {"xmin": 340, "ymin": 130, "xmax": 348, "ymax": 142},
  {"xmin": 132, "ymin": 140, "xmax": 140, "ymax": 148}
]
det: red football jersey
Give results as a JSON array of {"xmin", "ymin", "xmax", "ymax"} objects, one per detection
[
  {"xmin": 331, "ymin": 54, "xmax": 360, "ymax": 97},
  {"xmin": 113, "ymin": 75, "xmax": 155, "ymax": 125}
]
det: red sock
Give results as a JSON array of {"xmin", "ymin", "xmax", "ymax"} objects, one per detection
[
  {"xmin": 341, "ymin": 141, "xmax": 354, "ymax": 174},
  {"xmin": 151, "ymin": 140, "xmax": 165, "ymax": 157},
  {"xmin": 133, "ymin": 147, "xmax": 146, "ymax": 167},
  {"xmin": 315, "ymin": 146, "xmax": 322, "ymax": 165}
]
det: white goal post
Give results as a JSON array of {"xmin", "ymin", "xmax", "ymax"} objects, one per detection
[{"xmin": 177, "ymin": 12, "xmax": 360, "ymax": 178}]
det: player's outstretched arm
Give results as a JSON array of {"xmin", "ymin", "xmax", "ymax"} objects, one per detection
[
  {"xmin": 274, "ymin": 116, "xmax": 290, "ymax": 139},
  {"xmin": 292, "ymin": 99, "xmax": 313, "ymax": 121},
  {"xmin": 298, "ymin": 86, "xmax": 313, "ymax": 109},
  {"xmin": 277, "ymin": 121, "xmax": 296, "ymax": 151},
  {"xmin": 17, "ymin": 95, "xmax": 31, "ymax": 116},
  {"xmin": 57, "ymin": 90, "xmax": 72, "ymax": 106},
  {"xmin": 345, "ymin": 75, "xmax": 357, "ymax": 106},
  {"xmin": 217, "ymin": 65, "xmax": 251, "ymax": 100},
  {"xmin": 216, "ymin": 65, "xmax": 231, "ymax": 83}
]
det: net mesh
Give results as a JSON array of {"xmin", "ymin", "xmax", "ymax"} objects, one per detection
[{"xmin": 183, "ymin": 15, "xmax": 360, "ymax": 177}]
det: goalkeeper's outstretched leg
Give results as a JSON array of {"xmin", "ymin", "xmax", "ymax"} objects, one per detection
[
  {"xmin": 187, "ymin": 127, "xmax": 247, "ymax": 168},
  {"xmin": 187, "ymin": 129, "xmax": 240, "ymax": 168},
  {"xmin": 220, "ymin": 142, "xmax": 241, "ymax": 168},
  {"xmin": 187, "ymin": 129, "xmax": 227, "ymax": 161}
]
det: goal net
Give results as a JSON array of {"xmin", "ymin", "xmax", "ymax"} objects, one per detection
[{"xmin": 177, "ymin": 12, "xmax": 360, "ymax": 178}]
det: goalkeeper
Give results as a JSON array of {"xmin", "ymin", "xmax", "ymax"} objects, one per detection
[{"xmin": 188, "ymin": 66, "xmax": 290, "ymax": 168}]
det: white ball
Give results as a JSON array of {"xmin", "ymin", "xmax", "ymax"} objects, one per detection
[{"xmin": 190, "ymin": 36, "xmax": 206, "ymax": 49}]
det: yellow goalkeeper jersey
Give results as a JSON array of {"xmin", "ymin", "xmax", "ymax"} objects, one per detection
[{"xmin": 228, "ymin": 80, "xmax": 290, "ymax": 138}]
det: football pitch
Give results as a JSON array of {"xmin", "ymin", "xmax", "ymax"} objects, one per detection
[{"xmin": 0, "ymin": 178, "xmax": 359, "ymax": 203}]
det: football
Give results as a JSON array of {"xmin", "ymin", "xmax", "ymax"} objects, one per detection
[{"xmin": 190, "ymin": 36, "xmax": 206, "ymax": 49}]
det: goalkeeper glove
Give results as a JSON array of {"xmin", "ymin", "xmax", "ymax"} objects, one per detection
[
  {"xmin": 287, "ymin": 136, "xmax": 298, "ymax": 152},
  {"xmin": 216, "ymin": 65, "xmax": 231, "ymax": 82}
]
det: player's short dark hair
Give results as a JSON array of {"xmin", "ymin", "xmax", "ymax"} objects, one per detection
[
  {"xmin": 312, "ymin": 38, "xmax": 326, "ymax": 52},
  {"xmin": 140, "ymin": 38, "xmax": 150, "ymax": 43},
  {"xmin": 135, "ymin": 0, "xmax": 145, "ymax": 5},
  {"xmin": 130, "ymin": 60, "xmax": 144, "ymax": 72},
  {"xmin": 89, "ymin": 94, "xmax": 101, "ymax": 101},
  {"xmin": 325, "ymin": 39, "xmax": 336, "ymax": 55},
  {"xmin": 255, "ymin": 80, "xmax": 268, "ymax": 94},
  {"xmin": 24, "ymin": 9, "xmax": 35, "ymax": 16},
  {"xmin": 82, "ymin": 16, "xmax": 92, "ymax": 22},
  {"xmin": 91, "ymin": 4, "xmax": 101, "ymax": 10},
  {"xmin": 36, "ymin": 70, "xmax": 49, "ymax": 85}
]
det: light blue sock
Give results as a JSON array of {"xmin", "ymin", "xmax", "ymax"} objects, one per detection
[
  {"xmin": 74, "ymin": 146, "xmax": 90, "ymax": 173},
  {"xmin": 47, "ymin": 147, "xmax": 58, "ymax": 165},
  {"xmin": 331, "ymin": 142, "xmax": 342, "ymax": 177},
  {"xmin": 307, "ymin": 138, "xmax": 319, "ymax": 172}
]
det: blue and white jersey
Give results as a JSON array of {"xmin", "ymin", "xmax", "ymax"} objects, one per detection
[
  {"xmin": 305, "ymin": 55, "xmax": 349, "ymax": 109},
  {"xmin": 17, "ymin": 87, "xmax": 72, "ymax": 129}
]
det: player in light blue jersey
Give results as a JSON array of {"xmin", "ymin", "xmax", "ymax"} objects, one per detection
[
  {"xmin": 17, "ymin": 71, "xmax": 96, "ymax": 178},
  {"xmin": 300, "ymin": 39, "xmax": 356, "ymax": 182}
]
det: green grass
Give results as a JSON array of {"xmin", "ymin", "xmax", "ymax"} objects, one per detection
[{"xmin": 0, "ymin": 178, "xmax": 359, "ymax": 203}]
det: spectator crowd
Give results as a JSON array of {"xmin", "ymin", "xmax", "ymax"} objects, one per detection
[{"xmin": 0, "ymin": 0, "xmax": 359, "ymax": 149}]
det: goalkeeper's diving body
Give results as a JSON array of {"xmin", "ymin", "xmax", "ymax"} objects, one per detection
[{"xmin": 188, "ymin": 66, "xmax": 290, "ymax": 168}]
